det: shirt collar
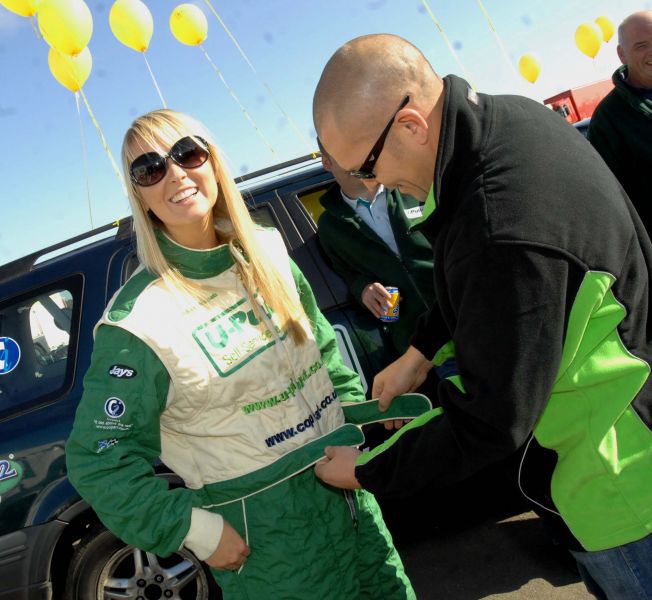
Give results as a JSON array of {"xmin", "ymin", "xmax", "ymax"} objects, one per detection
[{"xmin": 341, "ymin": 184, "xmax": 385, "ymax": 210}]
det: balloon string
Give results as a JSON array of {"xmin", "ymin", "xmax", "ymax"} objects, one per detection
[
  {"xmin": 199, "ymin": 45, "xmax": 277, "ymax": 158},
  {"xmin": 78, "ymin": 88, "xmax": 128, "ymax": 196},
  {"xmin": 29, "ymin": 16, "xmax": 41, "ymax": 40},
  {"xmin": 475, "ymin": 0, "xmax": 519, "ymax": 79},
  {"xmin": 420, "ymin": 0, "xmax": 477, "ymax": 90},
  {"xmin": 202, "ymin": 0, "xmax": 313, "ymax": 155},
  {"xmin": 75, "ymin": 92, "xmax": 94, "ymax": 229},
  {"xmin": 143, "ymin": 53, "xmax": 167, "ymax": 109}
]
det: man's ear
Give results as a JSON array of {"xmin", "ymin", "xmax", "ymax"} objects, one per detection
[
  {"xmin": 617, "ymin": 45, "xmax": 626, "ymax": 65},
  {"xmin": 321, "ymin": 155, "xmax": 333, "ymax": 172},
  {"xmin": 395, "ymin": 108, "xmax": 429, "ymax": 145}
]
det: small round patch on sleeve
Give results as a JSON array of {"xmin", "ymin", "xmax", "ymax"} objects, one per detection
[{"xmin": 104, "ymin": 397, "xmax": 126, "ymax": 419}]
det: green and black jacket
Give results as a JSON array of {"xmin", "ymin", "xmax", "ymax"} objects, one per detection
[
  {"xmin": 355, "ymin": 75, "xmax": 652, "ymax": 552},
  {"xmin": 588, "ymin": 65, "xmax": 652, "ymax": 230},
  {"xmin": 318, "ymin": 186, "xmax": 435, "ymax": 353}
]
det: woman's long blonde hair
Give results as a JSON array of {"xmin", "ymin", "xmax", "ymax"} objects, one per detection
[{"xmin": 121, "ymin": 109, "xmax": 308, "ymax": 344}]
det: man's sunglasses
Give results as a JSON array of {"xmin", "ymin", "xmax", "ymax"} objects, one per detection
[
  {"xmin": 129, "ymin": 136, "xmax": 210, "ymax": 187},
  {"xmin": 348, "ymin": 95, "xmax": 410, "ymax": 180}
]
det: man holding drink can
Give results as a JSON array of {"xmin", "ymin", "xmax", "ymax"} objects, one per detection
[{"xmin": 316, "ymin": 138, "xmax": 435, "ymax": 355}]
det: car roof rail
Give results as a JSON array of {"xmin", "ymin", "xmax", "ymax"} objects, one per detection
[
  {"xmin": 1, "ymin": 154, "xmax": 322, "ymax": 287},
  {"xmin": 0, "ymin": 217, "xmax": 134, "ymax": 286},
  {"xmin": 235, "ymin": 152, "xmax": 320, "ymax": 186}
]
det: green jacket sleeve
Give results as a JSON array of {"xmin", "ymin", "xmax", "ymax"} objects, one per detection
[
  {"xmin": 65, "ymin": 324, "xmax": 199, "ymax": 557},
  {"xmin": 289, "ymin": 258, "xmax": 365, "ymax": 404}
]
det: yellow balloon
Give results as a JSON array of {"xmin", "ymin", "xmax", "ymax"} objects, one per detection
[
  {"xmin": 575, "ymin": 23, "xmax": 602, "ymax": 59},
  {"xmin": 48, "ymin": 46, "xmax": 92, "ymax": 91},
  {"xmin": 518, "ymin": 54, "xmax": 540, "ymax": 84},
  {"xmin": 109, "ymin": 0, "xmax": 153, "ymax": 53},
  {"xmin": 38, "ymin": 0, "xmax": 93, "ymax": 56},
  {"xmin": 170, "ymin": 3, "xmax": 207, "ymax": 46},
  {"xmin": 595, "ymin": 16, "xmax": 615, "ymax": 43},
  {"xmin": 0, "ymin": 0, "xmax": 40, "ymax": 17}
]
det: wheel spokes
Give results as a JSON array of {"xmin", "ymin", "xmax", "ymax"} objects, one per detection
[
  {"xmin": 164, "ymin": 558, "xmax": 200, "ymax": 591},
  {"xmin": 133, "ymin": 547, "xmax": 146, "ymax": 577},
  {"xmin": 102, "ymin": 578, "xmax": 133, "ymax": 599}
]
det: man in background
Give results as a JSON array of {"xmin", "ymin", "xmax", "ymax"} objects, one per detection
[
  {"xmin": 317, "ymin": 138, "xmax": 435, "ymax": 356},
  {"xmin": 589, "ymin": 10, "xmax": 652, "ymax": 230}
]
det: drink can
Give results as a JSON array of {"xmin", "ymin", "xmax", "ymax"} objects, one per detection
[{"xmin": 379, "ymin": 286, "xmax": 400, "ymax": 322}]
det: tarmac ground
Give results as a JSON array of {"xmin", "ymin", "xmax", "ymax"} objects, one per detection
[{"xmin": 396, "ymin": 510, "xmax": 592, "ymax": 600}]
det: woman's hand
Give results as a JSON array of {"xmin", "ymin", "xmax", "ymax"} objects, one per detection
[{"xmin": 204, "ymin": 520, "xmax": 251, "ymax": 571}]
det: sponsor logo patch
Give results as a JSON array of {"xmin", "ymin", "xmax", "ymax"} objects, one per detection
[
  {"xmin": 108, "ymin": 364, "xmax": 137, "ymax": 379},
  {"xmin": 0, "ymin": 459, "xmax": 23, "ymax": 494},
  {"xmin": 104, "ymin": 397, "xmax": 126, "ymax": 419},
  {"xmin": 193, "ymin": 296, "xmax": 285, "ymax": 377},
  {"xmin": 97, "ymin": 438, "xmax": 119, "ymax": 453},
  {"xmin": 404, "ymin": 206, "xmax": 424, "ymax": 219},
  {"xmin": 0, "ymin": 337, "xmax": 21, "ymax": 375}
]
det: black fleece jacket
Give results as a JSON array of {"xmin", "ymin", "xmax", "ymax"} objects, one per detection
[{"xmin": 355, "ymin": 75, "xmax": 652, "ymax": 505}]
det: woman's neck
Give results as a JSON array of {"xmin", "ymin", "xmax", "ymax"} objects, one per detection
[{"xmin": 163, "ymin": 220, "xmax": 220, "ymax": 250}]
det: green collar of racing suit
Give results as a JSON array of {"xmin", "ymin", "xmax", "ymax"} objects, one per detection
[{"xmin": 155, "ymin": 228, "xmax": 235, "ymax": 279}]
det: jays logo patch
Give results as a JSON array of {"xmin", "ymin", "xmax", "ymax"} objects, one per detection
[
  {"xmin": 108, "ymin": 364, "xmax": 137, "ymax": 379},
  {"xmin": 104, "ymin": 397, "xmax": 126, "ymax": 419}
]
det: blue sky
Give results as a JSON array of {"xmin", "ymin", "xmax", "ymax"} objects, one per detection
[{"xmin": 0, "ymin": 0, "xmax": 649, "ymax": 265}]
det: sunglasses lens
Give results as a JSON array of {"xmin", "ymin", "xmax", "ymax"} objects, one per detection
[
  {"xmin": 349, "ymin": 170, "xmax": 376, "ymax": 180},
  {"xmin": 171, "ymin": 137, "xmax": 210, "ymax": 169},
  {"xmin": 131, "ymin": 153, "xmax": 167, "ymax": 187}
]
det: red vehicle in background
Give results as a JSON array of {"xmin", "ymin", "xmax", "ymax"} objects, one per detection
[{"xmin": 543, "ymin": 79, "xmax": 614, "ymax": 123}]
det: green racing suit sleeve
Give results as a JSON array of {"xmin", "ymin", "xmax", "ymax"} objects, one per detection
[
  {"xmin": 289, "ymin": 258, "xmax": 365, "ymax": 405},
  {"xmin": 65, "ymin": 324, "xmax": 222, "ymax": 559}
]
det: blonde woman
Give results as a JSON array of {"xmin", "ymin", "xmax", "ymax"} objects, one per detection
[{"xmin": 65, "ymin": 110, "xmax": 422, "ymax": 599}]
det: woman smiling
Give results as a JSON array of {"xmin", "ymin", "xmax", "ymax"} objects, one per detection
[{"xmin": 65, "ymin": 110, "xmax": 415, "ymax": 599}]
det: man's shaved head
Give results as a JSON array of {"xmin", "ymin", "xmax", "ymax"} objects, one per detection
[
  {"xmin": 618, "ymin": 10, "xmax": 652, "ymax": 46},
  {"xmin": 616, "ymin": 11, "xmax": 652, "ymax": 89},
  {"xmin": 313, "ymin": 34, "xmax": 442, "ymax": 149},
  {"xmin": 313, "ymin": 34, "xmax": 445, "ymax": 201}
]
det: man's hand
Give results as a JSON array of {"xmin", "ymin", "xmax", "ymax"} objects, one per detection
[
  {"xmin": 373, "ymin": 346, "xmax": 433, "ymax": 411},
  {"xmin": 362, "ymin": 283, "xmax": 392, "ymax": 318},
  {"xmin": 383, "ymin": 419, "xmax": 409, "ymax": 431},
  {"xmin": 204, "ymin": 520, "xmax": 251, "ymax": 571},
  {"xmin": 314, "ymin": 446, "xmax": 362, "ymax": 489}
]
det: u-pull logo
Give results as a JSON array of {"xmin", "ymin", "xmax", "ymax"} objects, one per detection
[
  {"xmin": 193, "ymin": 297, "xmax": 285, "ymax": 376},
  {"xmin": 203, "ymin": 308, "xmax": 263, "ymax": 350}
]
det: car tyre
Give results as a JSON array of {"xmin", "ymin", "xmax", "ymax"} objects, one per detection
[{"xmin": 63, "ymin": 523, "xmax": 221, "ymax": 600}]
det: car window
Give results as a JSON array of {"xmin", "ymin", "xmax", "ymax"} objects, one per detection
[
  {"xmin": 249, "ymin": 203, "xmax": 277, "ymax": 229},
  {"xmin": 297, "ymin": 185, "xmax": 329, "ymax": 225},
  {"xmin": 0, "ymin": 276, "xmax": 81, "ymax": 417}
]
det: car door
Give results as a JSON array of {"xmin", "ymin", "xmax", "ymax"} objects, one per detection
[{"xmin": 247, "ymin": 175, "xmax": 399, "ymax": 397}]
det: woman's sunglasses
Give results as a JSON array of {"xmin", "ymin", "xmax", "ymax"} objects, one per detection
[{"xmin": 129, "ymin": 136, "xmax": 210, "ymax": 187}]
